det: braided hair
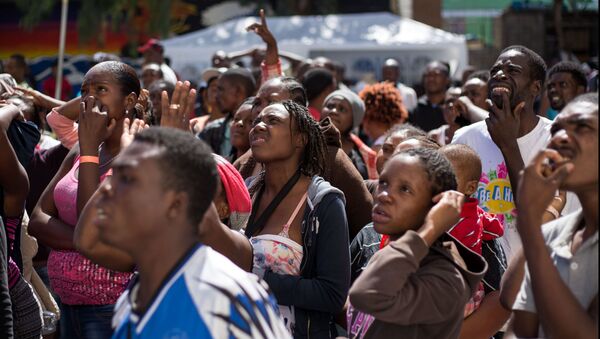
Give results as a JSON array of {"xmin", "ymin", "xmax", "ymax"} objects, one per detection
[{"xmin": 248, "ymin": 100, "xmax": 327, "ymax": 196}]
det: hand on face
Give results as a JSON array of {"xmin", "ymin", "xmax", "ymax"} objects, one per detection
[
  {"xmin": 78, "ymin": 95, "xmax": 117, "ymax": 155},
  {"xmin": 442, "ymin": 99, "xmax": 464, "ymax": 127},
  {"xmin": 160, "ymin": 81, "xmax": 196, "ymax": 132},
  {"xmin": 485, "ymin": 91, "xmax": 525, "ymax": 149},
  {"xmin": 424, "ymin": 190, "xmax": 465, "ymax": 235},
  {"xmin": 516, "ymin": 149, "xmax": 574, "ymax": 223}
]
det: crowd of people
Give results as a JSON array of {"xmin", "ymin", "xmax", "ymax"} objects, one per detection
[{"xmin": 0, "ymin": 9, "xmax": 598, "ymax": 339}]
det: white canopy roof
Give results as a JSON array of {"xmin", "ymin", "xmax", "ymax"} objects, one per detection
[{"xmin": 163, "ymin": 12, "xmax": 468, "ymax": 85}]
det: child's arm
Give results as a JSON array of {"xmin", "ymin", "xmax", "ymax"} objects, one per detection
[{"xmin": 349, "ymin": 191, "xmax": 467, "ymax": 324}]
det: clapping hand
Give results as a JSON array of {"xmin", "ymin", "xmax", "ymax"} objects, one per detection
[
  {"xmin": 121, "ymin": 118, "xmax": 149, "ymax": 149},
  {"xmin": 160, "ymin": 81, "xmax": 196, "ymax": 131}
]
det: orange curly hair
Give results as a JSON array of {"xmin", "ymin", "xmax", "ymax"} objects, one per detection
[{"xmin": 359, "ymin": 82, "xmax": 408, "ymax": 126}]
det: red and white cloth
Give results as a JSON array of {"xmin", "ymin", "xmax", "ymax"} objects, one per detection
[{"xmin": 213, "ymin": 154, "xmax": 251, "ymax": 230}]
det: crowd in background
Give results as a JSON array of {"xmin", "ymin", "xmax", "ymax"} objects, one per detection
[{"xmin": 0, "ymin": 9, "xmax": 598, "ymax": 339}]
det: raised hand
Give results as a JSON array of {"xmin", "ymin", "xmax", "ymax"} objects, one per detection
[
  {"xmin": 0, "ymin": 101, "xmax": 24, "ymax": 131},
  {"xmin": 78, "ymin": 96, "xmax": 116, "ymax": 156},
  {"xmin": 160, "ymin": 81, "xmax": 196, "ymax": 131},
  {"xmin": 135, "ymin": 88, "xmax": 151, "ymax": 121},
  {"xmin": 516, "ymin": 149, "xmax": 573, "ymax": 223},
  {"xmin": 14, "ymin": 86, "xmax": 66, "ymax": 109},
  {"xmin": 246, "ymin": 9, "xmax": 279, "ymax": 66},
  {"xmin": 121, "ymin": 118, "xmax": 149, "ymax": 149},
  {"xmin": 246, "ymin": 9, "xmax": 276, "ymax": 46}
]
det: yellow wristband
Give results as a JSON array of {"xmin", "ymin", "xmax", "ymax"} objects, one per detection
[{"xmin": 80, "ymin": 156, "xmax": 99, "ymax": 164}]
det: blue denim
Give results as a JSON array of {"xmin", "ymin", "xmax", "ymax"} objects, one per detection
[{"xmin": 59, "ymin": 304, "xmax": 114, "ymax": 339}]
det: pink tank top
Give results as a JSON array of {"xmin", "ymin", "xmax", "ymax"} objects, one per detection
[
  {"xmin": 48, "ymin": 155, "xmax": 131, "ymax": 305},
  {"xmin": 250, "ymin": 192, "xmax": 307, "ymax": 333}
]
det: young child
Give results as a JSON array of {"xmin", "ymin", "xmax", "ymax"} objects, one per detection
[
  {"xmin": 350, "ymin": 136, "xmax": 439, "ymax": 284},
  {"xmin": 439, "ymin": 143, "xmax": 504, "ymax": 316},
  {"xmin": 347, "ymin": 148, "xmax": 487, "ymax": 339}
]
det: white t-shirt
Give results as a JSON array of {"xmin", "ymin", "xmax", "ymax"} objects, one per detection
[
  {"xmin": 451, "ymin": 117, "xmax": 581, "ymax": 261},
  {"xmin": 397, "ymin": 82, "xmax": 418, "ymax": 112}
]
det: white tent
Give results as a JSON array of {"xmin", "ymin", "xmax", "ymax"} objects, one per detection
[{"xmin": 163, "ymin": 12, "xmax": 468, "ymax": 85}]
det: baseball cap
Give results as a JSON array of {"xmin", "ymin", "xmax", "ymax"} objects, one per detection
[
  {"xmin": 201, "ymin": 67, "xmax": 227, "ymax": 83},
  {"xmin": 138, "ymin": 39, "xmax": 164, "ymax": 53}
]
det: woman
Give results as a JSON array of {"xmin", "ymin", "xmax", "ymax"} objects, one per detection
[
  {"xmin": 320, "ymin": 89, "xmax": 376, "ymax": 180},
  {"xmin": 190, "ymin": 72, "xmax": 226, "ymax": 133},
  {"xmin": 229, "ymin": 96, "xmax": 254, "ymax": 163},
  {"xmin": 246, "ymin": 100, "xmax": 350, "ymax": 338},
  {"xmin": 1, "ymin": 102, "xmax": 42, "ymax": 338},
  {"xmin": 29, "ymin": 61, "xmax": 139, "ymax": 338},
  {"xmin": 358, "ymin": 82, "xmax": 408, "ymax": 151},
  {"xmin": 74, "ymin": 89, "xmax": 253, "ymax": 273}
]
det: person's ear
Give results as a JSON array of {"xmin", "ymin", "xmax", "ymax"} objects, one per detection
[
  {"xmin": 125, "ymin": 92, "xmax": 138, "ymax": 112},
  {"xmin": 530, "ymin": 80, "xmax": 542, "ymax": 99},
  {"xmin": 166, "ymin": 190, "xmax": 189, "ymax": 222},
  {"xmin": 293, "ymin": 129, "xmax": 307, "ymax": 149},
  {"xmin": 576, "ymin": 85, "xmax": 586, "ymax": 95},
  {"xmin": 465, "ymin": 179, "xmax": 478, "ymax": 197}
]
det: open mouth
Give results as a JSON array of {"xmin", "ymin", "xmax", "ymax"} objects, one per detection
[
  {"xmin": 372, "ymin": 205, "xmax": 391, "ymax": 224},
  {"xmin": 550, "ymin": 95, "xmax": 563, "ymax": 106},
  {"xmin": 94, "ymin": 207, "xmax": 110, "ymax": 226},
  {"xmin": 491, "ymin": 85, "xmax": 511, "ymax": 96},
  {"xmin": 251, "ymin": 136, "xmax": 266, "ymax": 146}
]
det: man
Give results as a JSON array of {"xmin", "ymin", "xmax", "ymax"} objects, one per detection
[
  {"xmin": 138, "ymin": 39, "xmax": 177, "ymax": 85},
  {"xmin": 546, "ymin": 61, "xmax": 587, "ymax": 113},
  {"xmin": 96, "ymin": 128, "xmax": 289, "ymax": 338},
  {"xmin": 147, "ymin": 80, "xmax": 174, "ymax": 125},
  {"xmin": 140, "ymin": 63, "xmax": 163, "ymax": 89},
  {"xmin": 199, "ymin": 68, "xmax": 256, "ymax": 156},
  {"xmin": 507, "ymin": 93, "xmax": 598, "ymax": 338},
  {"xmin": 3, "ymin": 54, "xmax": 31, "ymax": 89},
  {"xmin": 381, "ymin": 58, "xmax": 418, "ymax": 111},
  {"xmin": 409, "ymin": 61, "xmax": 451, "ymax": 131},
  {"xmin": 452, "ymin": 45, "xmax": 579, "ymax": 262}
]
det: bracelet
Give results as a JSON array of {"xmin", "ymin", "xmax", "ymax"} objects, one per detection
[
  {"xmin": 545, "ymin": 206, "xmax": 560, "ymax": 219},
  {"xmin": 80, "ymin": 155, "xmax": 99, "ymax": 164}
]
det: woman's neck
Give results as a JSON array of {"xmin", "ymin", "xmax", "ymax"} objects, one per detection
[
  {"xmin": 264, "ymin": 161, "xmax": 301, "ymax": 194},
  {"xmin": 103, "ymin": 120, "xmax": 125, "ymax": 157},
  {"xmin": 236, "ymin": 147, "xmax": 249, "ymax": 160}
]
